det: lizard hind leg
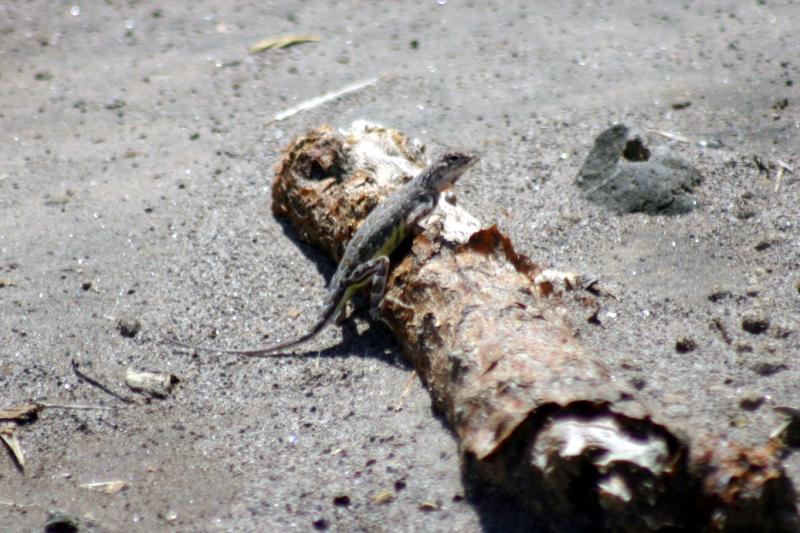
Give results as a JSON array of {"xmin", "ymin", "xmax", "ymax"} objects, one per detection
[
  {"xmin": 341, "ymin": 256, "xmax": 391, "ymax": 322},
  {"xmin": 333, "ymin": 305, "xmax": 348, "ymax": 325},
  {"xmin": 367, "ymin": 256, "xmax": 391, "ymax": 321}
]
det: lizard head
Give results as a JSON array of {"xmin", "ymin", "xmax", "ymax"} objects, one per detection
[{"xmin": 427, "ymin": 152, "xmax": 477, "ymax": 192}]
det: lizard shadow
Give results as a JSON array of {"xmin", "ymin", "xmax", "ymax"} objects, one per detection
[{"xmin": 271, "ymin": 313, "xmax": 414, "ymax": 369}]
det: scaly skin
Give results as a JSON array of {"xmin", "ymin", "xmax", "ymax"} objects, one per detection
[{"xmin": 168, "ymin": 151, "xmax": 477, "ymax": 357}]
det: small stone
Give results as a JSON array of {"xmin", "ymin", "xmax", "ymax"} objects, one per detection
[
  {"xmin": 751, "ymin": 355, "xmax": 788, "ymax": 376},
  {"xmin": 734, "ymin": 201, "xmax": 755, "ymax": 220},
  {"xmin": 332, "ymin": 495, "xmax": 350, "ymax": 507},
  {"xmin": 105, "ymin": 98, "xmax": 126, "ymax": 110},
  {"xmin": 373, "ymin": 490, "xmax": 394, "ymax": 504},
  {"xmin": 675, "ymin": 337, "xmax": 697, "ymax": 353},
  {"xmin": 774, "ymin": 215, "xmax": 792, "ymax": 231},
  {"xmin": 770, "ymin": 324, "xmax": 792, "ymax": 339},
  {"xmin": 312, "ymin": 518, "xmax": 329, "ymax": 531},
  {"xmin": 735, "ymin": 342, "xmax": 754, "ymax": 353},
  {"xmin": 754, "ymin": 240, "xmax": 773, "ymax": 252},
  {"xmin": 117, "ymin": 318, "xmax": 142, "ymax": 338},
  {"xmin": 418, "ymin": 501, "xmax": 440, "ymax": 512},
  {"xmin": 741, "ymin": 309, "xmax": 770, "ymax": 334},
  {"xmin": 745, "ymin": 285, "xmax": 760, "ymax": 297},
  {"xmin": 708, "ymin": 288, "xmax": 732, "ymax": 303},
  {"xmin": 618, "ymin": 357, "xmax": 641, "ymax": 371},
  {"xmin": 629, "ymin": 375, "xmax": 647, "ymax": 390},
  {"xmin": 738, "ymin": 391, "xmax": 765, "ymax": 411}
]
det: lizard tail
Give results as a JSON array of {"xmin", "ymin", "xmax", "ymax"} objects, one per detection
[{"xmin": 164, "ymin": 313, "xmax": 335, "ymax": 358}]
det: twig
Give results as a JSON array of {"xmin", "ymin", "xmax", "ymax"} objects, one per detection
[
  {"xmin": 711, "ymin": 318, "xmax": 732, "ymax": 345},
  {"xmin": 773, "ymin": 160, "xmax": 793, "ymax": 193},
  {"xmin": 71, "ymin": 360, "xmax": 134, "ymax": 405},
  {"xmin": 80, "ymin": 480, "xmax": 127, "ymax": 494},
  {"xmin": 36, "ymin": 401, "xmax": 115, "ymax": 411},
  {"xmin": 646, "ymin": 129, "xmax": 693, "ymax": 143},
  {"xmin": 249, "ymin": 34, "xmax": 320, "ymax": 54},
  {"xmin": 774, "ymin": 165, "xmax": 785, "ymax": 192},
  {"xmin": 0, "ymin": 499, "xmax": 30, "ymax": 508},
  {"xmin": 267, "ymin": 76, "xmax": 381, "ymax": 124},
  {"xmin": 0, "ymin": 425, "xmax": 25, "ymax": 470},
  {"xmin": 393, "ymin": 370, "xmax": 418, "ymax": 411}
]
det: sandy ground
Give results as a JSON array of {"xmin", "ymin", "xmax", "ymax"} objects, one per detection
[{"xmin": 1, "ymin": 1, "xmax": 798, "ymax": 531}]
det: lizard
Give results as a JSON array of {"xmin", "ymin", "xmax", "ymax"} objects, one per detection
[{"xmin": 167, "ymin": 151, "xmax": 477, "ymax": 357}]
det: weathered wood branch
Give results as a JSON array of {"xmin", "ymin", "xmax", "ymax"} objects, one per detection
[{"xmin": 271, "ymin": 123, "xmax": 798, "ymax": 532}]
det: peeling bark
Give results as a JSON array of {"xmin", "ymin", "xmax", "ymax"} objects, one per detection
[{"xmin": 271, "ymin": 123, "xmax": 798, "ymax": 532}]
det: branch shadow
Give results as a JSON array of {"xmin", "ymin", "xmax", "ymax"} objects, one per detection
[{"xmin": 273, "ymin": 214, "xmax": 338, "ymax": 284}]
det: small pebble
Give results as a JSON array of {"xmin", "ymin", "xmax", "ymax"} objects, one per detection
[
  {"xmin": 629, "ymin": 375, "xmax": 647, "ymax": 390},
  {"xmin": 707, "ymin": 288, "xmax": 731, "ymax": 303},
  {"xmin": 117, "ymin": 318, "xmax": 142, "ymax": 338},
  {"xmin": 751, "ymin": 355, "xmax": 788, "ymax": 376},
  {"xmin": 735, "ymin": 342, "xmax": 754, "ymax": 353},
  {"xmin": 373, "ymin": 490, "xmax": 394, "ymax": 504},
  {"xmin": 738, "ymin": 391, "xmax": 765, "ymax": 411},
  {"xmin": 741, "ymin": 309, "xmax": 770, "ymax": 334},
  {"xmin": 419, "ymin": 501, "xmax": 440, "ymax": 512},
  {"xmin": 675, "ymin": 337, "xmax": 697, "ymax": 353},
  {"xmin": 332, "ymin": 495, "xmax": 350, "ymax": 507}
]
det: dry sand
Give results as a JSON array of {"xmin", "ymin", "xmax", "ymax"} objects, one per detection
[{"xmin": 1, "ymin": 1, "xmax": 798, "ymax": 531}]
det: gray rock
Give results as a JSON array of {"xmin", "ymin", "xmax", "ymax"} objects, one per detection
[{"xmin": 576, "ymin": 124, "xmax": 702, "ymax": 214}]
